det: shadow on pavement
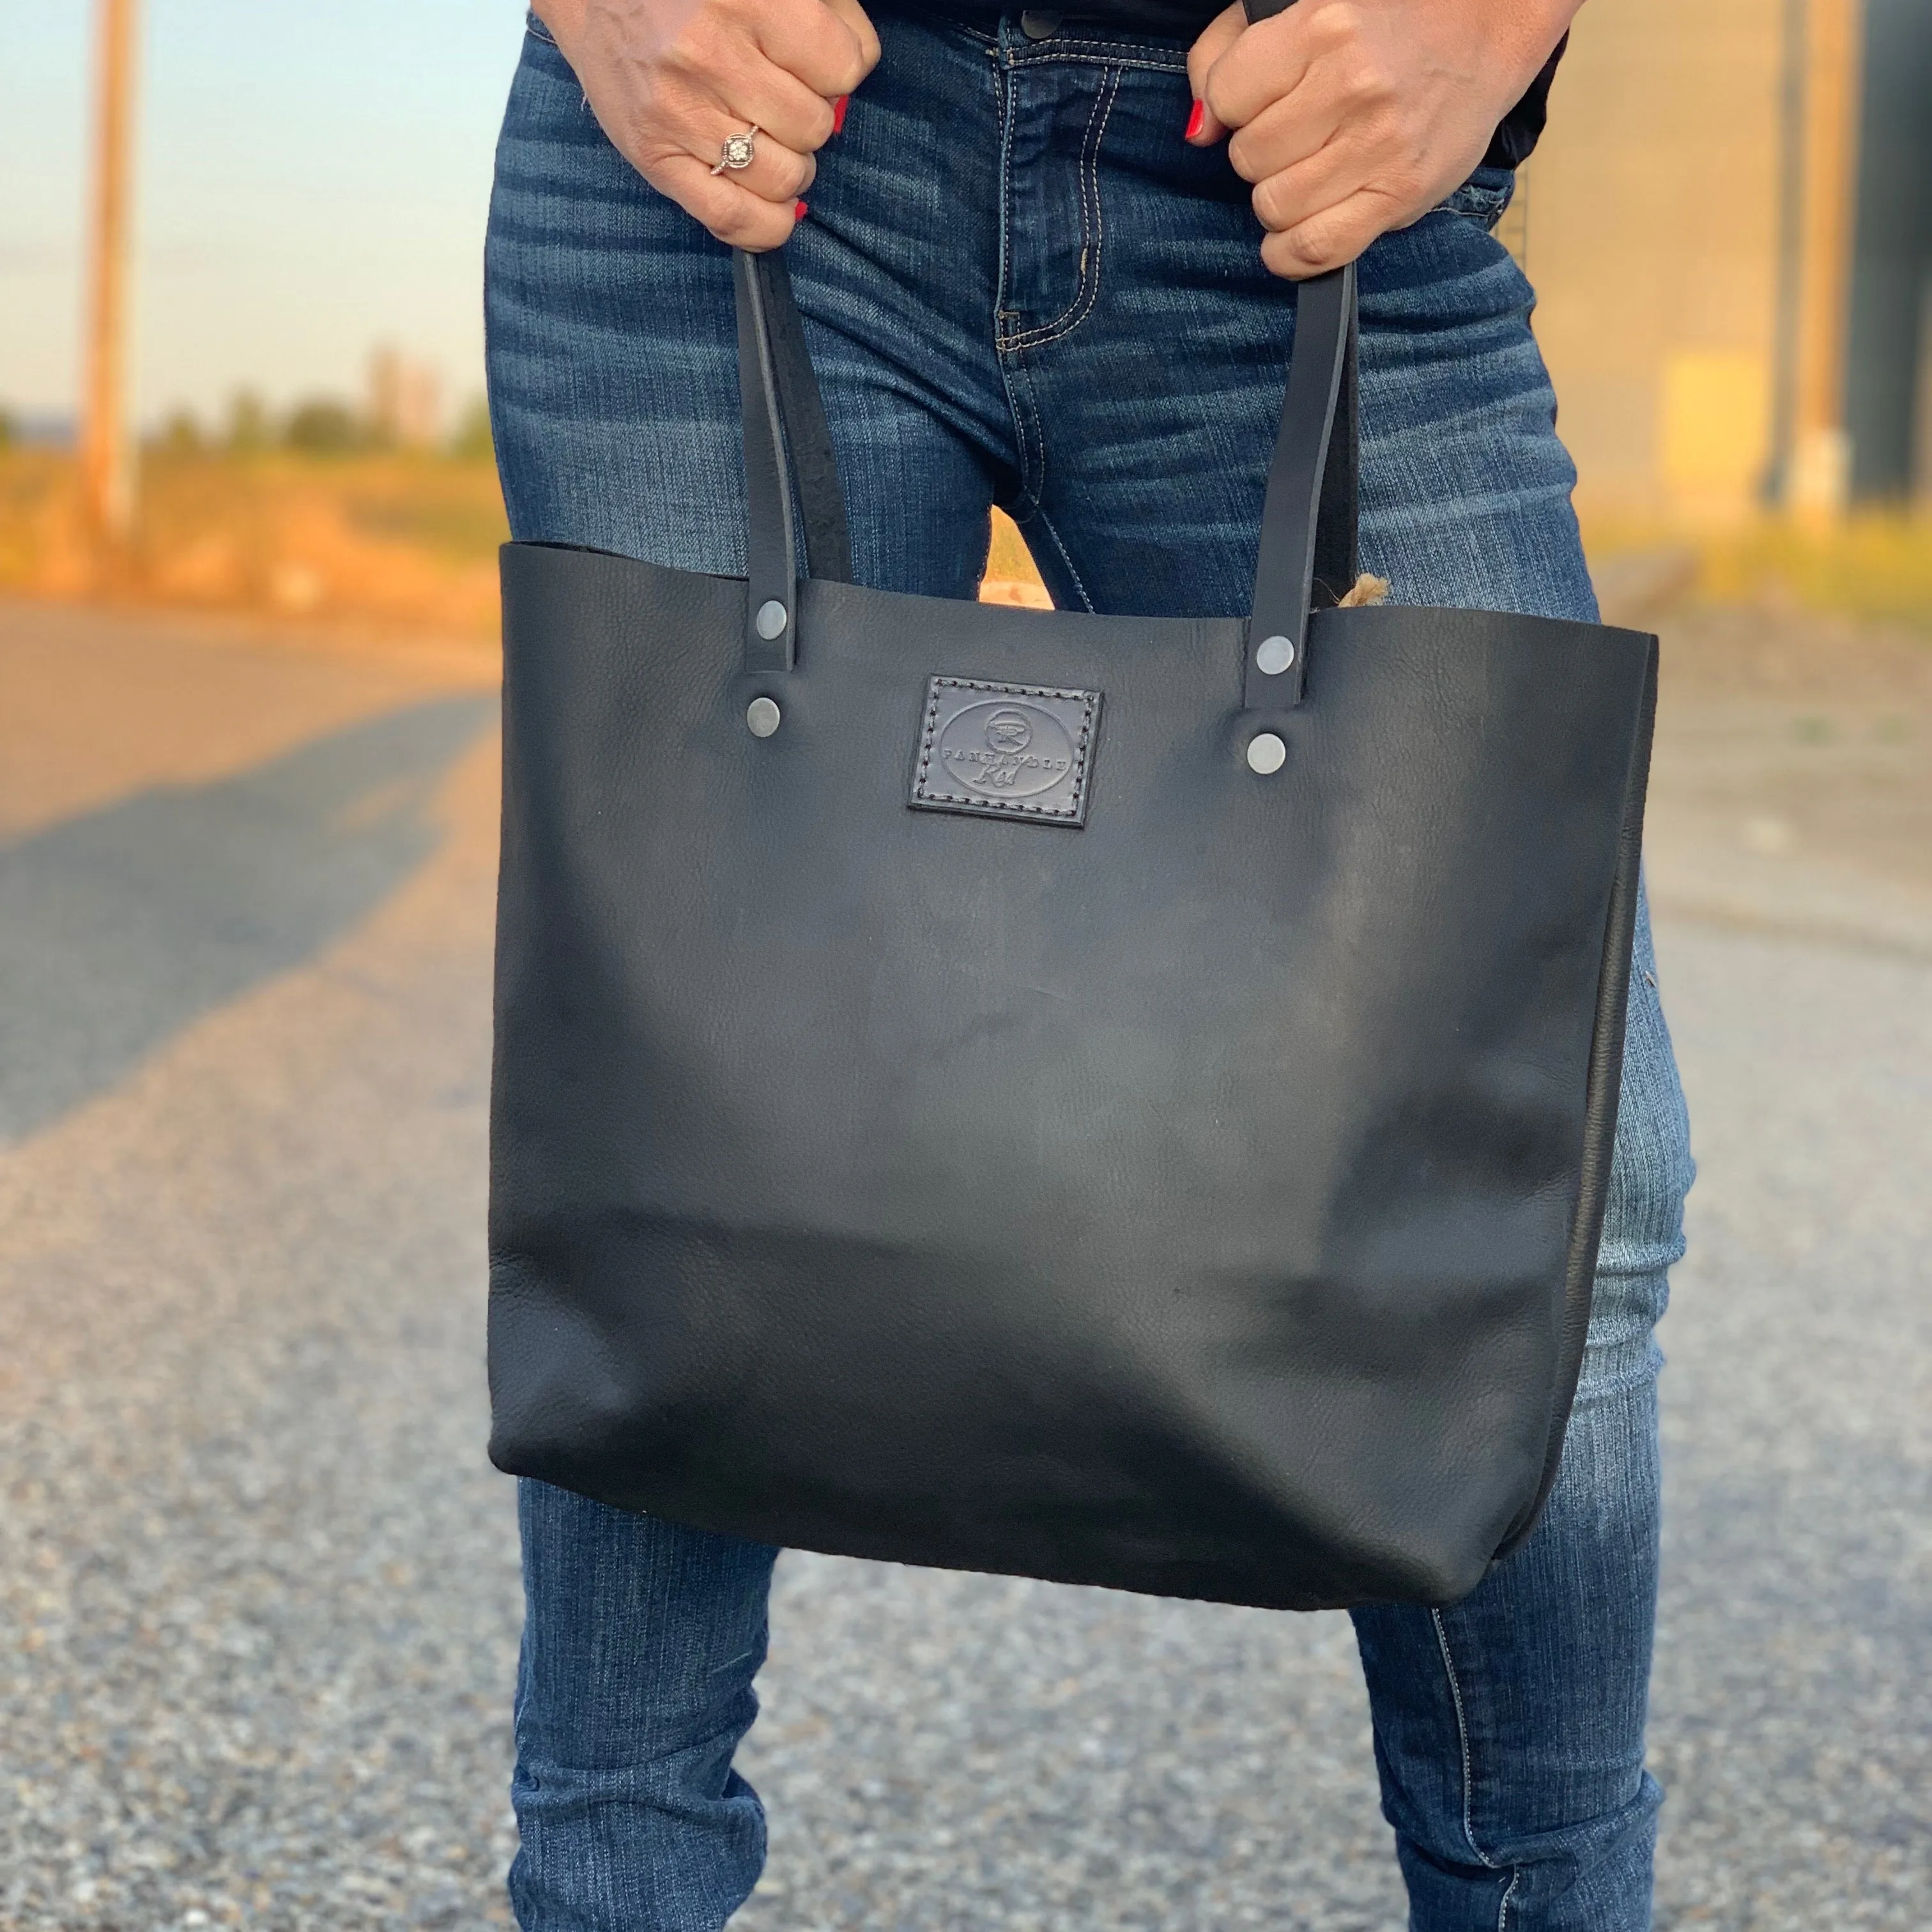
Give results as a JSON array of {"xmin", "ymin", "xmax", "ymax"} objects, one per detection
[{"xmin": 0, "ymin": 693, "xmax": 498, "ymax": 1145}]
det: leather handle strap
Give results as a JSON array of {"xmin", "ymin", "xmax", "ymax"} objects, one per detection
[
  {"xmin": 1228, "ymin": 0, "xmax": 1360, "ymax": 710},
  {"xmin": 735, "ymin": 248, "xmax": 799, "ymax": 673},
  {"xmin": 755, "ymin": 249, "xmax": 854, "ymax": 585},
  {"xmin": 733, "ymin": 209, "xmax": 1358, "ymax": 709},
  {"xmin": 1243, "ymin": 261, "xmax": 1356, "ymax": 709},
  {"xmin": 734, "ymin": 249, "xmax": 855, "ymax": 673}
]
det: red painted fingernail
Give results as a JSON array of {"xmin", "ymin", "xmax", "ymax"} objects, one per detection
[
  {"xmin": 1184, "ymin": 98, "xmax": 1206, "ymax": 140},
  {"xmin": 794, "ymin": 199, "xmax": 809, "ymax": 220},
  {"xmin": 832, "ymin": 93, "xmax": 850, "ymax": 134}
]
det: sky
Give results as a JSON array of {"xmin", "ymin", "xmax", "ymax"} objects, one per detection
[{"xmin": 0, "ymin": 1, "xmax": 531, "ymax": 430}]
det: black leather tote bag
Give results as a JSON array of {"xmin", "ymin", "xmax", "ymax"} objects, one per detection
[{"xmin": 487, "ymin": 250, "xmax": 1657, "ymax": 1611}]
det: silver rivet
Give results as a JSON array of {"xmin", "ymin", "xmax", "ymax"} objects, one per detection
[
  {"xmin": 1246, "ymin": 732, "xmax": 1287, "ymax": 775},
  {"xmin": 746, "ymin": 696, "xmax": 781, "ymax": 738},
  {"xmin": 1255, "ymin": 634, "xmax": 1296, "ymax": 675},
  {"xmin": 755, "ymin": 599, "xmax": 788, "ymax": 641}
]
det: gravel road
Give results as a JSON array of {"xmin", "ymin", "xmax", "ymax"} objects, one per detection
[{"xmin": 1, "ymin": 596, "xmax": 1926, "ymax": 1930}]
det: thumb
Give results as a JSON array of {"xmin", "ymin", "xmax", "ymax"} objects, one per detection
[{"xmin": 1185, "ymin": 3, "xmax": 1244, "ymax": 142}]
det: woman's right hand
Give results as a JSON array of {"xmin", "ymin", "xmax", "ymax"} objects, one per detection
[{"xmin": 533, "ymin": 0, "xmax": 880, "ymax": 250}]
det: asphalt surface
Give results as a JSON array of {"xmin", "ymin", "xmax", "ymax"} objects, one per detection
[{"xmin": 1, "ymin": 595, "xmax": 1926, "ymax": 1930}]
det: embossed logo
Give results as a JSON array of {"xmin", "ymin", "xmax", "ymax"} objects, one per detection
[
  {"xmin": 937, "ymin": 703, "xmax": 1075, "ymax": 797},
  {"xmin": 909, "ymin": 677, "xmax": 1101, "ymax": 826}
]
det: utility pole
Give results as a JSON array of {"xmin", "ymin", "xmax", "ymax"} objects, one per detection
[
  {"xmin": 1790, "ymin": 0, "xmax": 1863, "ymax": 519},
  {"xmin": 79, "ymin": 0, "xmax": 141, "ymax": 548},
  {"xmin": 1763, "ymin": 0, "xmax": 1865, "ymax": 517},
  {"xmin": 1763, "ymin": 0, "xmax": 1806, "ymax": 510}
]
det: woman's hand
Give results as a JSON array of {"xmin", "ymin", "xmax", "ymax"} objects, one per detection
[
  {"xmin": 534, "ymin": 0, "xmax": 880, "ymax": 250},
  {"xmin": 1185, "ymin": 0, "xmax": 1579, "ymax": 279}
]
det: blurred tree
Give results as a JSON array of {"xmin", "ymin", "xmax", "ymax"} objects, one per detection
[
  {"xmin": 225, "ymin": 389, "xmax": 271, "ymax": 453},
  {"xmin": 448, "ymin": 396, "xmax": 494, "ymax": 464},
  {"xmin": 0, "ymin": 404, "xmax": 17, "ymax": 452},
  {"xmin": 282, "ymin": 397, "xmax": 365, "ymax": 456},
  {"xmin": 154, "ymin": 406, "xmax": 203, "ymax": 454}
]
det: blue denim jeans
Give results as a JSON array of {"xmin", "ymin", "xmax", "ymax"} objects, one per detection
[{"xmin": 486, "ymin": 10, "xmax": 1696, "ymax": 1928}]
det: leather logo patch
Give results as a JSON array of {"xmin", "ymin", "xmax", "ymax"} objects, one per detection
[{"xmin": 909, "ymin": 677, "xmax": 1101, "ymax": 826}]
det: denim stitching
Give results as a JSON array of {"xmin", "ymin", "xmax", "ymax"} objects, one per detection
[
  {"xmin": 997, "ymin": 47, "xmax": 1027, "ymax": 371},
  {"xmin": 1031, "ymin": 510, "xmax": 1094, "ymax": 611},
  {"xmin": 1497, "ymin": 1867, "xmax": 1522, "ymax": 1931},
  {"xmin": 1000, "ymin": 66, "xmax": 1119, "ymax": 350},
  {"xmin": 1008, "ymin": 33, "xmax": 1189, "ymax": 70},
  {"xmin": 1430, "ymin": 1609, "xmax": 1503, "ymax": 1872},
  {"xmin": 1434, "ymin": 173, "xmax": 1515, "ymax": 232},
  {"xmin": 997, "ymin": 70, "xmax": 1113, "ymax": 348},
  {"xmin": 1011, "ymin": 45, "xmax": 1190, "ymax": 73},
  {"xmin": 939, "ymin": 6, "xmax": 1187, "ymax": 66},
  {"xmin": 1440, "ymin": 193, "xmax": 1511, "ymax": 234},
  {"xmin": 996, "ymin": 332, "xmax": 1045, "ymax": 521},
  {"xmin": 523, "ymin": 10, "xmax": 558, "ymax": 44},
  {"xmin": 989, "ymin": 48, "xmax": 1030, "ymax": 516}
]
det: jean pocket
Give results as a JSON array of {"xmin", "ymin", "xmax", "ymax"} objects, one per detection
[
  {"xmin": 525, "ymin": 8, "xmax": 558, "ymax": 45},
  {"xmin": 1436, "ymin": 164, "xmax": 1515, "ymax": 232}
]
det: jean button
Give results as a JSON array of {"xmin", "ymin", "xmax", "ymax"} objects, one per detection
[{"xmin": 1019, "ymin": 10, "xmax": 1062, "ymax": 38}]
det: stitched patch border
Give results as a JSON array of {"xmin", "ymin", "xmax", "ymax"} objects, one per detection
[{"xmin": 909, "ymin": 676, "xmax": 1101, "ymax": 827}]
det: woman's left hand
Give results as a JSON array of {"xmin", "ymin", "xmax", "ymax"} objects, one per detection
[{"xmin": 1184, "ymin": 0, "xmax": 1580, "ymax": 279}]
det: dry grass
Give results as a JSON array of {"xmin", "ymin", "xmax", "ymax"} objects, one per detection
[
  {"xmin": 1583, "ymin": 509, "xmax": 1932, "ymax": 630},
  {"xmin": 0, "ymin": 452, "xmax": 1059, "ymax": 631},
  {"xmin": 996, "ymin": 507, "xmax": 1932, "ymax": 629},
  {"xmin": 9, "ymin": 448, "xmax": 1922, "ymax": 636},
  {"xmin": 0, "ymin": 448, "xmax": 508, "ymax": 636}
]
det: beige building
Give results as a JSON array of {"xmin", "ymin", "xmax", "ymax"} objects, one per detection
[{"xmin": 1515, "ymin": 0, "xmax": 1932, "ymax": 520}]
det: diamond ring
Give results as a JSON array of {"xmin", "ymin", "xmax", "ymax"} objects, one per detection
[{"xmin": 710, "ymin": 125, "xmax": 760, "ymax": 176}]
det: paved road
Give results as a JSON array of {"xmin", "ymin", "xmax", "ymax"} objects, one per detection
[{"xmin": 1, "ymin": 597, "xmax": 1926, "ymax": 1931}]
